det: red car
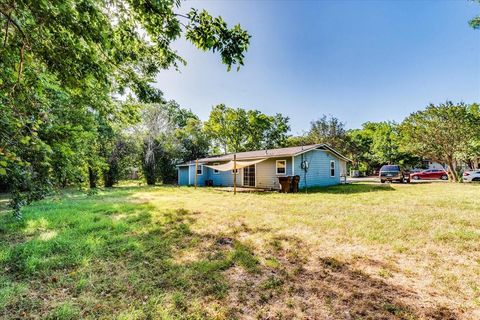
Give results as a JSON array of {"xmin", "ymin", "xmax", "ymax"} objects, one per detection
[{"xmin": 410, "ymin": 169, "xmax": 448, "ymax": 181}]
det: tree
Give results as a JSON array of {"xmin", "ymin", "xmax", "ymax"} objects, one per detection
[
  {"xmin": 103, "ymin": 134, "xmax": 141, "ymax": 188},
  {"xmin": 205, "ymin": 105, "xmax": 290, "ymax": 153},
  {"xmin": 309, "ymin": 115, "xmax": 347, "ymax": 150},
  {"xmin": 204, "ymin": 104, "xmax": 247, "ymax": 153},
  {"xmin": 176, "ymin": 118, "xmax": 211, "ymax": 162},
  {"xmin": 469, "ymin": 0, "xmax": 480, "ymax": 29},
  {"xmin": 1, "ymin": 0, "xmax": 250, "ymax": 216},
  {"xmin": 345, "ymin": 128, "xmax": 375, "ymax": 173},
  {"xmin": 400, "ymin": 102, "xmax": 480, "ymax": 182},
  {"xmin": 289, "ymin": 115, "xmax": 348, "ymax": 153},
  {"xmin": 263, "ymin": 113, "xmax": 291, "ymax": 149},
  {"xmin": 139, "ymin": 103, "xmax": 174, "ymax": 185},
  {"xmin": 369, "ymin": 122, "xmax": 401, "ymax": 165},
  {"xmin": 136, "ymin": 101, "xmax": 208, "ymax": 185}
]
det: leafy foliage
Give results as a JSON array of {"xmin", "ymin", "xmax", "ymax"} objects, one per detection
[
  {"xmin": 205, "ymin": 104, "xmax": 290, "ymax": 153},
  {"xmin": 0, "ymin": 0, "xmax": 250, "ymax": 216},
  {"xmin": 137, "ymin": 101, "xmax": 210, "ymax": 185},
  {"xmin": 400, "ymin": 102, "xmax": 480, "ymax": 181},
  {"xmin": 289, "ymin": 115, "xmax": 422, "ymax": 175},
  {"xmin": 289, "ymin": 115, "xmax": 348, "ymax": 153},
  {"xmin": 469, "ymin": 0, "xmax": 480, "ymax": 29}
]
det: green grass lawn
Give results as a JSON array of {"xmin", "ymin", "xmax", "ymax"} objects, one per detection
[{"xmin": 1, "ymin": 182, "xmax": 479, "ymax": 319}]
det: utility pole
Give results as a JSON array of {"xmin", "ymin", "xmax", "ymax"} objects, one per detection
[
  {"xmin": 233, "ymin": 154, "xmax": 237, "ymax": 195},
  {"xmin": 194, "ymin": 159, "xmax": 198, "ymax": 189}
]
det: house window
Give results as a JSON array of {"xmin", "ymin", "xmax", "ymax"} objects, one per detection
[
  {"xmin": 330, "ymin": 160, "xmax": 335, "ymax": 177},
  {"xmin": 197, "ymin": 165, "xmax": 203, "ymax": 176},
  {"xmin": 213, "ymin": 163, "xmax": 220, "ymax": 174},
  {"xmin": 276, "ymin": 160, "xmax": 286, "ymax": 175}
]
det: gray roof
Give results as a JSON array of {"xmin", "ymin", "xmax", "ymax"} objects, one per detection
[{"xmin": 178, "ymin": 144, "xmax": 350, "ymax": 166}]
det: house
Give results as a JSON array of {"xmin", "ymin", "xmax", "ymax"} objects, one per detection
[
  {"xmin": 177, "ymin": 144, "xmax": 350, "ymax": 190},
  {"xmin": 420, "ymin": 158, "xmax": 480, "ymax": 172},
  {"xmin": 421, "ymin": 160, "xmax": 446, "ymax": 170}
]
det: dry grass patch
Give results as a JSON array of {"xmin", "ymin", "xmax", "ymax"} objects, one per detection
[{"xmin": 1, "ymin": 182, "xmax": 479, "ymax": 319}]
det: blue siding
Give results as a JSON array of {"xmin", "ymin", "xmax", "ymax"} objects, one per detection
[
  {"xmin": 177, "ymin": 149, "xmax": 343, "ymax": 188},
  {"xmin": 187, "ymin": 164, "xmax": 207, "ymax": 186},
  {"xmin": 210, "ymin": 167, "xmax": 236, "ymax": 186},
  {"xmin": 178, "ymin": 167, "xmax": 189, "ymax": 185},
  {"xmin": 178, "ymin": 163, "xmax": 233, "ymax": 186},
  {"xmin": 294, "ymin": 150, "xmax": 341, "ymax": 188}
]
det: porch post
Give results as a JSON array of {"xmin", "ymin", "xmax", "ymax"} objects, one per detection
[
  {"xmin": 194, "ymin": 159, "xmax": 198, "ymax": 189},
  {"xmin": 233, "ymin": 154, "xmax": 237, "ymax": 195}
]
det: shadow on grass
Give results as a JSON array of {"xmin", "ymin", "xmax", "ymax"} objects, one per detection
[
  {"xmin": 301, "ymin": 183, "xmax": 395, "ymax": 194},
  {"xmin": 0, "ymin": 191, "xmax": 457, "ymax": 319},
  {"xmin": 0, "ymin": 198, "xmax": 260, "ymax": 319},
  {"xmin": 230, "ymin": 234, "xmax": 458, "ymax": 319}
]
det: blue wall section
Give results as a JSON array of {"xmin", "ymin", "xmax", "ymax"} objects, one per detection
[
  {"xmin": 189, "ymin": 164, "xmax": 208, "ymax": 186},
  {"xmin": 178, "ymin": 167, "xmax": 189, "ymax": 185},
  {"xmin": 177, "ymin": 164, "xmax": 230, "ymax": 186},
  {"xmin": 210, "ymin": 167, "xmax": 236, "ymax": 186},
  {"xmin": 294, "ymin": 150, "xmax": 341, "ymax": 188}
]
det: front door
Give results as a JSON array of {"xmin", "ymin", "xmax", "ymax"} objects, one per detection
[{"xmin": 243, "ymin": 165, "xmax": 255, "ymax": 187}]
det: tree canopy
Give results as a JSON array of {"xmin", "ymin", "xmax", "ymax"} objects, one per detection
[
  {"xmin": 0, "ymin": 0, "xmax": 250, "ymax": 216},
  {"xmin": 401, "ymin": 102, "xmax": 480, "ymax": 181},
  {"xmin": 204, "ymin": 104, "xmax": 290, "ymax": 154}
]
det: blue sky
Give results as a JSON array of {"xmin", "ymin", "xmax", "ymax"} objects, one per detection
[{"xmin": 155, "ymin": 0, "xmax": 480, "ymax": 134}]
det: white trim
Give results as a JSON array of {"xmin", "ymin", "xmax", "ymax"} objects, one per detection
[
  {"xmin": 197, "ymin": 164, "xmax": 203, "ymax": 176},
  {"xmin": 276, "ymin": 159, "xmax": 287, "ymax": 175},
  {"xmin": 213, "ymin": 163, "xmax": 220, "ymax": 174},
  {"xmin": 292, "ymin": 156, "xmax": 295, "ymax": 175},
  {"xmin": 296, "ymin": 145, "xmax": 351, "ymax": 162},
  {"xmin": 330, "ymin": 160, "xmax": 335, "ymax": 177},
  {"xmin": 188, "ymin": 165, "xmax": 192, "ymax": 185}
]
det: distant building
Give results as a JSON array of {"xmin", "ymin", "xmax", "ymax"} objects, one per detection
[{"xmin": 421, "ymin": 160, "xmax": 445, "ymax": 170}]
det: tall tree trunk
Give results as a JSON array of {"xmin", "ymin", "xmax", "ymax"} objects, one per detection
[
  {"xmin": 88, "ymin": 167, "xmax": 97, "ymax": 188},
  {"xmin": 144, "ymin": 160, "xmax": 156, "ymax": 185},
  {"xmin": 104, "ymin": 170, "xmax": 114, "ymax": 188},
  {"xmin": 447, "ymin": 160, "xmax": 458, "ymax": 182},
  {"xmin": 467, "ymin": 159, "xmax": 474, "ymax": 170}
]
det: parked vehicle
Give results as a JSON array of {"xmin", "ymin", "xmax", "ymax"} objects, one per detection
[
  {"xmin": 463, "ymin": 170, "xmax": 480, "ymax": 183},
  {"xmin": 410, "ymin": 169, "xmax": 448, "ymax": 181},
  {"xmin": 379, "ymin": 165, "xmax": 410, "ymax": 183}
]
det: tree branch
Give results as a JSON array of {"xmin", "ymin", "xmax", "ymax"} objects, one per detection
[
  {"xmin": 17, "ymin": 41, "xmax": 24, "ymax": 82},
  {"xmin": 0, "ymin": 8, "xmax": 29, "ymax": 45},
  {"xmin": 174, "ymin": 13, "xmax": 189, "ymax": 20},
  {"xmin": 3, "ymin": 10, "xmax": 10, "ymax": 47}
]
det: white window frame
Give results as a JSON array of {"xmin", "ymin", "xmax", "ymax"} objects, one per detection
[
  {"xmin": 276, "ymin": 160, "xmax": 287, "ymax": 175},
  {"xmin": 213, "ymin": 163, "xmax": 220, "ymax": 174},
  {"xmin": 242, "ymin": 164, "xmax": 257, "ymax": 188},
  {"xmin": 330, "ymin": 160, "xmax": 335, "ymax": 177},
  {"xmin": 197, "ymin": 164, "xmax": 203, "ymax": 176}
]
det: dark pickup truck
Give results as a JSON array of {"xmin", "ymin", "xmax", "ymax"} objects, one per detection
[{"xmin": 379, "ymin": 165, "xmax": 410, "ymax": 183}]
